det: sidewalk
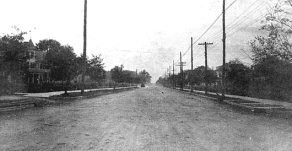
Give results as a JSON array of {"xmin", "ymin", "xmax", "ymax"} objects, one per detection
[
  {"xmin": 175, "ymin": 87, "xmax": 292, "ymax": 111},
  {"xmin": 14, "ymin": 86, "xmax": 138, "ymax": 98}
]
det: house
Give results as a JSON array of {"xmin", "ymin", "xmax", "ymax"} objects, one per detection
[{"xmin": 25, "ymin": 39, "xmax": 50, "ymax": 84}]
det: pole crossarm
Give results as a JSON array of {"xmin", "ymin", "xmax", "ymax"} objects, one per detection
[
  {"xmin": 198, "ymin": 42, "xmax": 213, "ymax": 45},
  {"xmin": 198, "ymin": 42, "xmax": 213, "ymax": 94},
  {"xmin": 176, "ymin": 62, "xmax": 186, "ymax": 66}
]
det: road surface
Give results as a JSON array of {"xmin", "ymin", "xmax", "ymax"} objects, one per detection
[{"xmin": 0, "ymin": 85, "xmax": 292, "ymax": 151}]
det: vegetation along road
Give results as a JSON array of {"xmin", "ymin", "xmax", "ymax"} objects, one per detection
[{"xmin": 0, "ymin": 85, "xmax": 292, "ymax": 151}]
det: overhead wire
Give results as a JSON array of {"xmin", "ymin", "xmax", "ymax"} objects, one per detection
[
  {"xmin": 206, "ymin": 0, "xmax": 266, "ymax": 41},
  {"xmin": 206, "ymin": 0, "xmax": 270, "ymax": 50},
  {"xmin": 205, "ymin": 0, "xmax": 262, "ymax": 40},
  {"xmin": 197, "ymin": 0, "xmax": 271, "ymax": 68},
  {"xmin": 177, "ymin": 0, "xmax": 239, "ymax": 62},
  {"xmin": 172, "ymin": 0, "xmax": 273, "ymax": 72}
]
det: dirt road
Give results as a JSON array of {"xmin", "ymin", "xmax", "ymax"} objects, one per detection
[{"xmin": 0, "ymin": 85, "xmax": 292, "ymax": 151}]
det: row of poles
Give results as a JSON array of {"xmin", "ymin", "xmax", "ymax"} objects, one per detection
[
  {"xmin": 167, "ymin": 0, "xmax": 226, "ymax": 98},
  {"xmin": 82, "ymin": 0, "xmax": 227, "ymax": 98}
]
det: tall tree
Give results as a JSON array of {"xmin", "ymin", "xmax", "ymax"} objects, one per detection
[
  {"xmin": 251, "ymin": 0, "xmax": 292, "ymax": 63},
  {"xmin": 247, "ymin": 0, "xmax": 292, "ymax": 100},
  {"xmin": 38, "ymin": 39, "xmax": 78, "ymax": 94},
  {"xmin": 0, "ymin": 31, "xmax": 29, "ymax": 83}
]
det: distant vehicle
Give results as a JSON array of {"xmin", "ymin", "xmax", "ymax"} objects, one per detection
[{"xmin": 141, "ymin": 83, "xmax": 145, "ymax": 87}]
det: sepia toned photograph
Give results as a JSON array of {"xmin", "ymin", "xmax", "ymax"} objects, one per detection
[{"xmin": 0, "ymin": 0, "xmax": 291, "ymax": 150}]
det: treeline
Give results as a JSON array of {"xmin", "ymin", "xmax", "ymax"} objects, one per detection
[
  {"xmin": 158, "ymin": 58, "xmax": 291, "ymax": 101},
  {"xmin": 157, "ymin": 1, "xmax": 292, "ymax": 101},
  {"xmin": 157, "ymin": 57, "xmax": 292, "ymax": 101},
  {"xmin": 0, "ymin": 29, "xmax": 151, "ymax": 94},
  {"xmin": 110, "ymin": 65, "xmax": 151, "ymax": 84}
]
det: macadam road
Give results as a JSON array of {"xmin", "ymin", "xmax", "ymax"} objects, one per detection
[{"xmin": 0, "ymin": 85, "xmax": 292, "ymax": 151}]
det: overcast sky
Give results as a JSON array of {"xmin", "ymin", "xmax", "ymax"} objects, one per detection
[{"xmin": 0, "ymin": 0, "xmax": 274, "ymax": 82}]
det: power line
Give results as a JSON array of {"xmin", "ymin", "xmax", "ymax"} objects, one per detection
[
  {"xmin": 210, "ymin": 0, "xmax": 268, "ymax": 39},
  {"xmin": 205, "ymin": 0, "xmax": 262, "ymax": 39},
  {"xmin": 172, "ymin": 0, "xmax": 271, "ymax": 76},
  {"xmin": 177, "ymin": 0, "xmax": 239, "ymax": 61},
  {"xmin": 206, "ymin": 0, "xmax": 267, "ymax": 41}
]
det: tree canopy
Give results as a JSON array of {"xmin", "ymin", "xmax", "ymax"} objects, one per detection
[
  {"xmin": 0, "ymin": 31, "xmax": 29, "ymax": 83},
  {"xmin": 247, "ymin": 1, "xmax": 292, "ymax": 100}
]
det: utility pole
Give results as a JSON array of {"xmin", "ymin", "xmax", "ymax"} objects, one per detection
[
  {"xmin": 190, "ymin": 37, "xmax": 194, "ymax": 92},
  {"xmin": 81, "ymin": 0, "xmax": 87, "ymax": 94},
  {"xmin": 180, "ymin": 52, "xmax": 183, "ymax": 90},
  {"xmin": 191, "ymin": 37, "xmax": 194, "ymax": 71},
  {"xmin": 222, "ymin": 0, "xmax": 226, "ymax": 99},
  {"xmin": 173, "ymin": 60, "xmax": 175, "ymax": 89},
  {"xmin": 198, "ymin": 42, "xmax": 213, "ymax": 94},
  {"xmin": 168, "ymin": 66, "xmax": 171, "ymax": 77},
  {"xmin": 177, "ymin": 52, "xmax": 186, "ymax": 91},
  {"xmin": 167, "ymin": 66, "xmax": 171, "ymax": 88}
]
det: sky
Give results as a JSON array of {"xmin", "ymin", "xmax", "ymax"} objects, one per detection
[{"xmin": 0, "ymin": 0, "xmax": 275, "ymax": 82}]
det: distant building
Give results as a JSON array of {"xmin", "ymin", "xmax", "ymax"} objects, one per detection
[{"xmin": 25, "ymin": 39, "xmax": 50, "ymax": 84}]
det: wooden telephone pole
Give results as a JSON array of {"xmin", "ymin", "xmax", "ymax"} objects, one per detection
[
  {"xmin": 168, "ymin": 66, "xmax": 171, "ymax": 77},
  {"xmin": 191, "ymin": 37, "xmax": 194, "ymax": 71},
  {"xmin": 222, "ymin": 0, "xmax": 226, "ymax": 98},
  {"xmin": 190, "ymin": 37, "xmax": 194, "ymax": 92},
  {"xmin": 81, "ymin": 0, "xmax": 87, "ymax": 94},
  {"xmin": 198, "ymin": 42, "xmax": 213, "ymax": 94},
  {"xmin": 177, "ymin": 52, "xmax": 186, "ymax": 91},
  {"xmin": 172, "ymin": 60, "xmax": 175, "ymax": 89}
]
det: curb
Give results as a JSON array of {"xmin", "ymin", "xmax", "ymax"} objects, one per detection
[{"xmin": 49, "ymin": 87, "xmax": 138, "ymax": 101}]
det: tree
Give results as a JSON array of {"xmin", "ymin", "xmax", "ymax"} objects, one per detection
[
  {"xmin": 86, "ymin": 55, "xmax": 105, "ymax": 82},
  {"xmin": 120, "ymin": 70, "xmax": 136, "ymax": 84},
  {"xmin": 39, "ymin": 40, "xmax": 77, "ymax": 82},
  {"xmin": 246, "ymin": 1, "xmax": 292, "ymax": 100},
  {"xmin": 138, "ymin": 69, "xmax": 151, "ymax": 83},
  {"xmin": 186, "ymin": 66, "xmax": 217, "ymax": 86},
  {"xmin": 0, "ymin": 31, "xmax": 29, "ymax": 84},
  {"xmin": 38, "ymin": 39, "xmax": 78, "ymax": 94},
  {"xmin": 110, "ymin": 66, "xmax": 151, "ymax": 84},
  {"xmin": 252, "ymin": 0, "xmax": 292, "ymax": 63},
  {"xmin": 110, "ymin": 65, "xmax": 124, "ymax": 83},
  {"xmin": 187, "ymin": 68, "xmax": 204, "ymax": 85},
  {"xmin": 217, "ymin": 59, "xmax": 251, "ymax": 96},
  {"xmin": 36, "ymin": 39, "xmax": 62, "ymax": 52},
  {"xmin": 156, "ymin": 76, "xmax": 170, "ymax": 86},
  {"xmin": 251, "ymin": 55, "xmax": 292, "ymax": 100}
]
